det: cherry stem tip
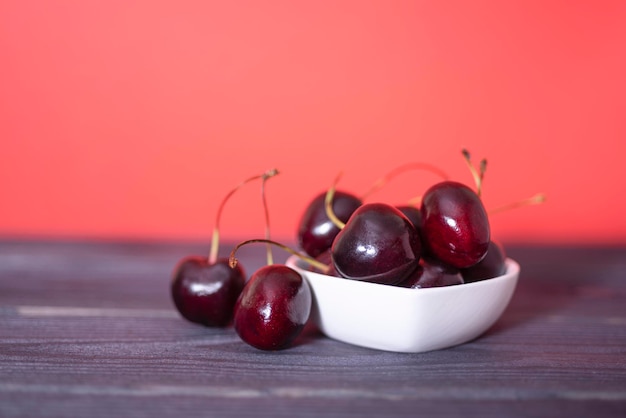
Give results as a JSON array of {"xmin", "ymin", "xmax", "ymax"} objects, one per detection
[
  {"xmin": 461, "ymin": 149, "xmax": 486, "ymax": 197},
  {"xmin": 489, "ymin": 193, "xmax": 547, "ymax": 214}
]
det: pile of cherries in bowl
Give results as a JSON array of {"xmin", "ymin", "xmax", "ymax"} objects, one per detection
[
  {"xmin": 171, "ymin": 152, "xmax": 536, "ymax": 352},
  {"xmin": 297, "ymin": 179, "xmax": 505, "ymax": 288}
]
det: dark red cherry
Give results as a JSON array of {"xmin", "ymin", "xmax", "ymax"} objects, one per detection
[
  {"xmin": 171, "ymin": 257, "xmax": 245, "ymax": 327},
  {"xmin": 397, "ymin": 205, "xmax": 427, "ymax": 248},
  {"xmin": 397, "ymin": 258, "xmax": 464, "ymax": 289},
  {"xmin": 397, "ymin": 205, "xmax": 422, "ymax": 229},
  {"xmin": 420, "ymin": 181, "xmax": 490, "ymax": 268},
  {"xmin": 233, "ymin": 264, "xmax": 311, "ymax": 351},
  {"xmin": 461, "ymin": 240, "xmax": 507, "ymax": 282},
  {"xmin": 297, "ymin": 190, "xmax": 362, "ymax": 258},
  {"xmin": 331, "ymin": 203, "xmax": 421, "ymax": 285}
]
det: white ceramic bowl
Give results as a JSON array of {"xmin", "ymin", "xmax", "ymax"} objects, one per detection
[{"xmin": 286, "ymin": 256, "xmax": 520, "ymax": 353}]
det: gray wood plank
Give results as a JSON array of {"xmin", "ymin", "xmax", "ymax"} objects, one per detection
[{"xmin": 1, "ymin": 239, "xmax": 625, "ymax": 417}]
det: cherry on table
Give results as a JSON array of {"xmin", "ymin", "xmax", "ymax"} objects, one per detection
[
  {"xmin": 170, "ymin": 169, "xmax": 278, "ymax": 327},
  {"xmin": 229, "ymin": 239, "xmax": 327, "ymax": 350},
  {"xmin": 233, "ymin": 264, "xmax": 312, "ymax": 351},
  {"xmin": 171, "ymin": 257, "xmax": 245, "ymax": 326}
]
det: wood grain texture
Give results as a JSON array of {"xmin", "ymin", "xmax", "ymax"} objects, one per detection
[{"xmin": 1, "ymin": 239, "xmax": 625, "ymax": 418}]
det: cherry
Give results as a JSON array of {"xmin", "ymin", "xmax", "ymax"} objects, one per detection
[
  {"xmin": 397, "ymin": 258, "xmax": 464, "ymax": 289},
  {"xmin": 229, "ymin": 239, "xmax": 324, "ymax": 350},
  {"xmin": 171, "ymin": 169, "xmax": 278, "ymax": 327},
  {"xmin": 297, "ymin": 189, "xmax": 362, "ymax": 258},
  {"xmin": 420, "ymin": 181, "xmax": 490, "ymax": 269},
  {"xmin": 461, "ymin": 240, "xmax": 507, "ymax": 282},
  {"xmin": 232, "ymin": 264, "xmax": 311, "ymax": 351},
  {"xmin": 397, "ymin": 205, "xmax": 422, "ymax": 229},
  {"xmin": 331, "ymin": 202, "xmax": 422, "ymax": 285},
  {"xmin": 171, "ymin": 257, "xmax": 245, "ymax": 326},
  {"xmin": 397, "ymin": 204, "xmax": 431, "ymax": 250}
]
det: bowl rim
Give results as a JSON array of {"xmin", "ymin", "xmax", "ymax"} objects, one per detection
[{"xmin": 286, "ymin": 256, "xmax": 520, "ymax": 293}]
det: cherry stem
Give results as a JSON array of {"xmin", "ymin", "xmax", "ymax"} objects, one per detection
[
  {"xmin": 228, "ymin": 239, "xmax": 330, "ymax": 274},
  {"xmin": 209, "ymin": 168, "xmax": 280, "ymax": 264},
  {"xmin": 261, "ymin": 172, "xmax": 275, "ymax": 265},
  {"xmin": 360, "ymin": 162, "xmax": 449, "ymax": 201},
  {"xmin": 462, "ymin": 149, "xmax": 487, "ymax": 197},
  {"xmin": 489, "ymin": 193, "xmax": 547, "ymax": 215},
  {"xmin": 324, "ymin": 171, "xmax": 346, "ymax": 230},
  {"xmin": 479, "ymin": 159, "xmax": 487, "ymax": 188}
]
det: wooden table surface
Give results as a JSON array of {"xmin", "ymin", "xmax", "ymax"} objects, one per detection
[{"xmin": 1, "ymin": 239, "xmax": 625, "ymax": 418}]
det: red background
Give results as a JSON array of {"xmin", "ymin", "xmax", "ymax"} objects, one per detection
[{"xmin": 1, "ymin": 1, "xmax": 625, "ymax": 245}]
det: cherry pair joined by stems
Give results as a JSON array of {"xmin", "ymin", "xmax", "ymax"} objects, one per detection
[{"xmin": 170, "ymin": 169, "xmax": 278, "ymax": 327}]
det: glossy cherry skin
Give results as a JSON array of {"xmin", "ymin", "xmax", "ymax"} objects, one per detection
[
  {"xmin": 297, "ymin": 190, "xmax": 362, "ymax": 258},
  {"xmin": 397, "ymin": 205, "xmax": 422, "ymax": 230},
  {"xmin": 461, "ymin": 240, "xmax": 507, "ymax": 282},
  {"xmin": 397, "ymin": 258, "xmax": 464, "ymax": 289},
  {"xmin": 331, "ymin": 203, "xmax": 422, "ymax": 285},
  {"xmin": 234, "ymin": 265, "xmax": 311, "ymax": 351},
  {"xmin": 397, "ymin": 205, "xmax": 428, "ymax": 248},
  {"xmin": 171, "ymin": 257, "xmax": 245, "ymax": 327},
  {"xmin": 420, "ymin": 181, "xmax": 490, "ymax": 269}
]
